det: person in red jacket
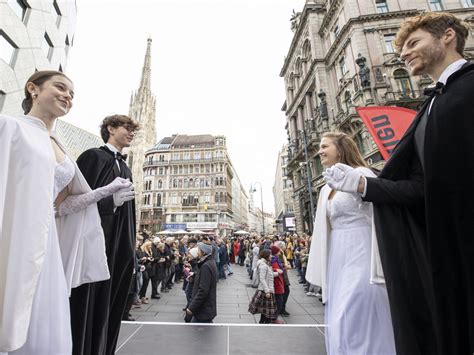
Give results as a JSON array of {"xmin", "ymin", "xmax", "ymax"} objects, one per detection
[{"xmin": 271, "ymin": 245, "xmax": 285, "ymax": 324}]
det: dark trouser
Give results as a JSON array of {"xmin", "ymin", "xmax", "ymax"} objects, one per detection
[
  {"xmin": 161, "ymin": 267, "xmax": 171, "ymax": 291},
  {"xmin": 282, "ymin": 284, "xmax": 290, "ymax": 311},
  {"xmin": 217, "ymin": 262, "xmax": 226, "ymax": 279},
  {"xmin": 288, "ymin": 259, "xmax": 294, "ymax": 268},
  {"xmin": 139, "ymin": 271, "xmax": 149, "ymax": 298},
  {"xmin": 275, "ymin": 294, "xmax": 284, "ymax": 315},
  {"xmin": 185, "ymin": 282, "xmax": 194, "ymax": 306},
  {"xmin": 151, "ymin": 276, "xmax": 163, "ymax": 296},
  {"xmin": 259, "ymin": 315, "xmax": 271, "ymax": 324},
  {"xmin": 174, "ymin": 264, "xmax": 183, "ymax": 282}
]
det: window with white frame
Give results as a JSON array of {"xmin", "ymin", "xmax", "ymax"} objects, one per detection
[
  {"xmin": 462, "ymin": 0, "xmax": 474, "ymax": 7},
  {"xmin": 42, "ymin": 32, "xmax": 54, "ymax": 61},
  {"xmin": 0, "ymin": 31, "xmax": 17, "ymax": 66},
  {"xmin": 384, "ymin": 34, "xmax": 396, "ymax": 53},
  {"xmin": 428, "ymin": 0, "xmax": 443, "ymax": 11},
  {"xmin": 339, "ymin": 57, "xmax": 348, "ymax": 76},
  {"xmin": 375, "ymin": 0, "xmax": 389, "ymax": 13},
  {"xmin": 7, "ymin": 0, "xmax": 28, "ymax": 21},
  {"xmin": 52, "ymin": 0, "xmax": 61, "ymax": 27}
]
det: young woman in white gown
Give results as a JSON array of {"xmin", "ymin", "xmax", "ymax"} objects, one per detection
[
  {"xmin": 306, "ymin": 132, "xmax": 396, "ymax": 355},
  {"xmin": 0, "ymin": 71, "xmax": 134, "ymax": 355}
]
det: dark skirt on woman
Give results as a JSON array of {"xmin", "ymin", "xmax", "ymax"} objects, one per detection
[{"xmin": 248, "ymin": 290, "xmax": 277, "ymax": 319}]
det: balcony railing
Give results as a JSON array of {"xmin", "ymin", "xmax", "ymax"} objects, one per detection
[{"xmin": 143, "ymin": 157, "xmax": 226, "ymax": 167}]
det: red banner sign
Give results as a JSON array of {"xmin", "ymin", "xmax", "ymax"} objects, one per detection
[{"xmin": 357, "ymin": 106, "xmax": 417, "ymax": 160}]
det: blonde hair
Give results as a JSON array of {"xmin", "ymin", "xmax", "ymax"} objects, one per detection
[
  {"xmin": 141, "ymin": 240, "xmax": 153, "ymax": 255},
  {"xmin": 395, "ymin": 12, "xmax": 470, "ymax": 55},
  {"xmin": 322, "ymin": 132, "xmax": 367, "ymax": 168}
]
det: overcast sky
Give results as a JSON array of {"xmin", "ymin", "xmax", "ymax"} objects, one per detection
[{"xmin": 66, "ymin": 0, "xmax": 306, "ymax": 214}]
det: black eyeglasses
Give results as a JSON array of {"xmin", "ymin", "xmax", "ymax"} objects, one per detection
[{"xmin": 122, "ymin": 124, "xmax": 137, "ymax": 133}]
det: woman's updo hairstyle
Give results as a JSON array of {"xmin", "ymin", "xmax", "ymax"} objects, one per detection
[{"xmin": 22, "ymin": 70, "xmax": 70, "ymax": 114}]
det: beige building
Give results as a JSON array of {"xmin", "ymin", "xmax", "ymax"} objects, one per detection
[
  {"xmin": 281, "ymin": 0, "xmax": 474, "ymax": 234},
  {"xmin": 273, "ymin": 144, "xmax": 295, "ymax": 233},
  {"xmin": 139, "ymin": 134, "xmax": 248, "ymax": 236},
  {"xmin": 126, "ymin": 38, "xmax": 157, "ymax": 228}
]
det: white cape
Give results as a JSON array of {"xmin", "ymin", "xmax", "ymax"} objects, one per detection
[
  {"xmin": 305, "ymin": 167, "xmax": 385, "ymax": 304},
  {"xmin": 0, "ymin": 114, "xmax": 109, "ymax": 352}
]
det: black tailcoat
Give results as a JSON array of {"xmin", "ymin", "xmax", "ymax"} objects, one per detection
[
  {"xmin": 364, "ymin": 63, "xmax": 474, "ymax": 355},
  {"xmin": 69, "ymin": 146, "xmax": 136, "ymax": 355}
]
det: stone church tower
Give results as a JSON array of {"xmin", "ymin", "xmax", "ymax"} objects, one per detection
[{"xmin": 127, "ymin": 37, "xmax": 157, "ymax": 229}]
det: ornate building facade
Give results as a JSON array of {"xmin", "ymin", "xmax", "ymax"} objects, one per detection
[
  {"xmin": 1, "ymin": 0, "xmax": 77, "ymax": 114},
  {"xmin": 281, "ymin": 0, "xmax": 474, "ymax": 234},
  {"xmin": 139, "ymin": 134, "xmax": 249, "ymax": 236},
  {"xmin": 273, "ymin": 144, "xmax": 295, "ymax": 233},
  {"xmin": 126, "ymin": 38, "xmax": 157, "ymax": 227}
]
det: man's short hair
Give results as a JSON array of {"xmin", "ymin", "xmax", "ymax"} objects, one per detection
[
  {"xmin": 100, "ymin": 114, "xmax": 140, "ymax": 143},
  {"xmin": 395, "ymin": 12, "xmax": 470, "ymax": 55}
]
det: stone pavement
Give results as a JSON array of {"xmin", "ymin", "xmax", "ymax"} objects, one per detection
[{"xmin": 116, "ymin": 263, "xmax": 327, "ymax": 354}]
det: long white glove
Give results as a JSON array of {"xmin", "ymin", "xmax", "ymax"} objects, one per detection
[
  {"xmin": 113, "ymin": 187, "xmax": 135, "ymax": 207},
  {"xmin": 322, "ymin": 163, "xmax": 362, "ymax": 193},
  {"xmin": 58, "ymin": 177, "xmax": 132, "ymax": 216}
]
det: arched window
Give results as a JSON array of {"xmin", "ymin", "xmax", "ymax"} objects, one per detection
[
  {"xmin": 344, "ymin": 91, "xmax": 352, "ymax": 111},
  {"xmin": 394, "ymin": 69, "xmax": 414, "ymax": 97},
  {"xmin": 173, "ymin": 179, "xmax": 177, "ymax": 188},
  {"xmin": 157, "ymin": 193, "xmax": 162, "ymax": 206},
  {"xmin": 158, "ymin": 179, "xmax": 162, "ymax": 189},
  {"xmin": 295, "ymin": 58, "xmax": 302, "ymax": 88},
  {"xmin": 302, "ymin": 40, "xmax": 312, "ymax": 74},
  {"xmin": 215, "ymin": 192, "xmax": 219, "ymax": 203},
  {"xmin": 178, "ymin": 179, "xmax": 183, "ymax": 188}
]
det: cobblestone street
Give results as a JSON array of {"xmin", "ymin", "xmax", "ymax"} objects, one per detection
[{"xmin": 116, "ymin": 264, "xmax": 327, "ymax": 354}]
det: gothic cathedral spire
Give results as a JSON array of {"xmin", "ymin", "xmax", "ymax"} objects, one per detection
[{"xmin": 127, "ymin": 37, "xmax": 157, "ymax": 230}]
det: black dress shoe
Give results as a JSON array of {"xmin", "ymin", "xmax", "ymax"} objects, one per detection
[
  {"xmin": 151, "ymin": 295, "xmax": 161, "ymax": 299},
  {"xmin": 280, "ymin": 310, "xmax": 290, "ymax": 316}
]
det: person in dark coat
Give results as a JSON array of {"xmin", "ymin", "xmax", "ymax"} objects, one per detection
[
  {"xmin": 185, "ymin": 242, "xmax": 218, "ymax": 323},
  {"xmin": 324, "ymin": 12, "xmax": 473, "ymax": 355},
  {"xmin": 69, "ymin": 114, "xmax": 138, "ymax": 355},
  {"xmin": 150, "ymin": 240, "xmax": 166, "ymax": 298}
]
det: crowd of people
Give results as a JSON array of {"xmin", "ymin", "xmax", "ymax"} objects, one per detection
[{"xmin": 131, "ymin": 231, "xmax": 322, "ymax": 326}]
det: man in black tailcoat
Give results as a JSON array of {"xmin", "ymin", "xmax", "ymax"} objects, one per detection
[
  {"xmin": 324, "ymin": 12, "xmax": 473, "ymax": 355},
  {"xmin": 69, "ymin": 114, "xmax": 139, "ymax": 355}
]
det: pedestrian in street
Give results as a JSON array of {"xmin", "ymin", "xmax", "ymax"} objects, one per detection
[
  {"xmin": 69, "ymin": 114, "xmax": 138, "ymax": 355},
  {"xmin": 270, "ymin": 246, "xmax": 285, "ymax": 324},
  {"xmin": 307, "ymin": 132, "xmax": 396, "ymax": 355},
  {"xmin": 276, "ymin": 241, "xmax": 291, "ymax": 316},
  {"xmin": 248, "ymin": 249, "xmax": 278, "ymax": 324},
  {"xmin": 0, "ymin": 71, "xmax": 129, "ymax": 354},
  {"xmin": 323, "ymin": 12, "xmax": 474, "ymax": 355},
  {"xmin": 185, "ymin": 242, "xmax": 218, "ymax": 323}
]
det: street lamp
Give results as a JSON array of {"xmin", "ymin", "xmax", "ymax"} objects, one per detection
[{"xmin": 251, "ymin": 182, "xmax": 265, "ymax": 235}]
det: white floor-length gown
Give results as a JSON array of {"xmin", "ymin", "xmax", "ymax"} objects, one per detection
[
  {"xmin": 1, "ymin": 157, "xmax": 75, "ymax": 355},
  {"xmin": 325, "ymin": 190, "xmax": 396, "ymax": 355}
]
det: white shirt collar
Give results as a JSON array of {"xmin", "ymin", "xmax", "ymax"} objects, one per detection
[
  {"xmin": 437, "ymin": 58, "xmax": 467, "ymax": 85},
  {"xmin": 105, "ymin": 143, "xmax": 120, "ymax": 155}
]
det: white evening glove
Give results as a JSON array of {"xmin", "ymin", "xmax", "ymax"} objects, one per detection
[
  {"xmin": 58, "ymin": 177, "xmax": 132, "ymax": 216},
  {"xmin": 113, "ymin": 187, "xmax": 135, "ymax": 207},
  {"xmin": 322, "ymin": 163, "xmax": 362, "ymax": 193}
]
